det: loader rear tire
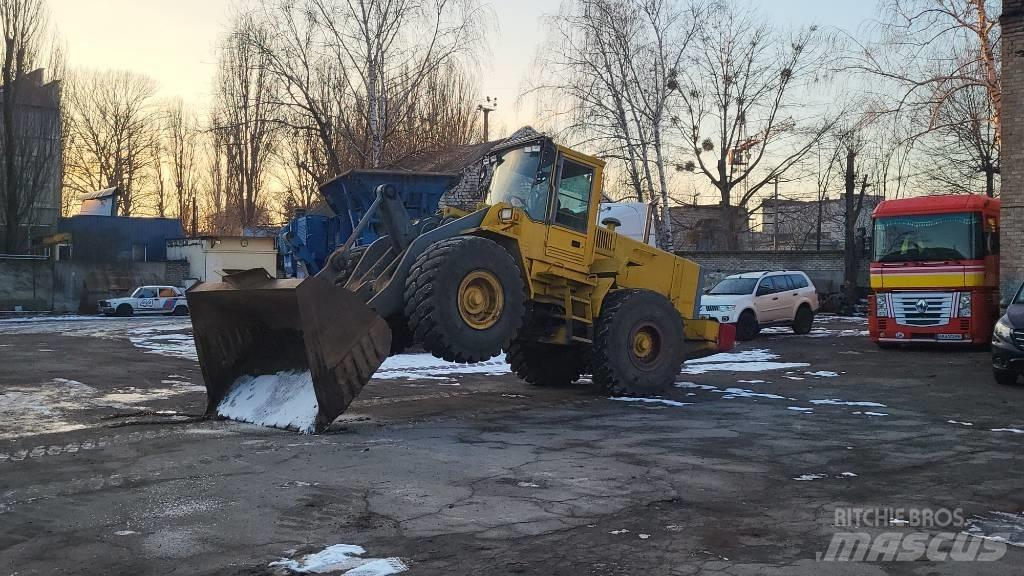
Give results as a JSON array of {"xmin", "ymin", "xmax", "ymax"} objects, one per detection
[
  {"xmin": 592, "ymin": 289, "xmax": 684, "ymax": 396},
  {"xmin": 404, "ymin": 236, "xmax": 526, "ymax": 363},
  {"xmin": 507, "ymin": 341, "xmax": 587, "ymax": 387}
]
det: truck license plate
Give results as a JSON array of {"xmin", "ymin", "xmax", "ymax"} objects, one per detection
[{"xmin": 936, "ymin": 334, "xmax": 964, "ymax": 341}]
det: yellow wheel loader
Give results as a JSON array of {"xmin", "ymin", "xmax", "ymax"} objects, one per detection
[{"xmin": 188, "ymin": 137, "xmax": 734, "ymax": 433}]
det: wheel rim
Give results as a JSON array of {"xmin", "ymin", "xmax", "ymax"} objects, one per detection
[
  {"xmin": 458, "ymin": 270, "xmax": 504, "ymax": 330},
  {"xmin": 630, "ymin": 323, "xmax": 662, "ymax": 368}
]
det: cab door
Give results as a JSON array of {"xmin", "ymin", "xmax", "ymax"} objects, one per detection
[
  {"xmin": 134, "ymin": 287, "xmax": 159, "ymax": 313},
  {"xmin": 544, "ymin": 155, "xmax": 595, "ymax": 272}
]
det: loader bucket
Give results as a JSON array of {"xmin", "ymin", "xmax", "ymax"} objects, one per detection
[{"xmin": 187, "ymin": 269, "xmax": 392, "ymax": 433}]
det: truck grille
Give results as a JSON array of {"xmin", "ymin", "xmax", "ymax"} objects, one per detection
[
  {"xmin": 892, "ymin": 292, "xmax": 953, "ymax": 327},
  {"xmin": 703, "ymin": 305, "xmax": 722, "ymax": 312}
]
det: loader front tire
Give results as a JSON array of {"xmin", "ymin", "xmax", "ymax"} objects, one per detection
[
  {"xmin": 405, "ymin": 236, "xmax": 526, "ymax": 363},
  {"xmin": 592, "ymin": 289, "xmax": 684, "ymax": 396},
  {"xmin": 507, "ymin": 341, "xmax": 587, "ymax": 387}
]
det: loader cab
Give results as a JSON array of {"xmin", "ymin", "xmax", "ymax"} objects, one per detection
[{"xmin": 485, "ymin": 138, "xmax": 604, "ymax": 271}]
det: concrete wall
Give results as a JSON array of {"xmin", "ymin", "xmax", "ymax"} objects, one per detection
[
  {"xmin": 0, "ymin": 257, "xmax": 53, "ymax": 311},
  {"xmin": 0, "ymin": 258, "xmax": 190, "ymax": 313},
  {"xmin": 680, "ymin": 250, "xmax": 870, "ymax": 296},
  {"xmin": 1002, "ymin": 3, "xmax": 1024, "ymax": 297}
]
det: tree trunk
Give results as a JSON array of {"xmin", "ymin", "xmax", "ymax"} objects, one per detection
[
  {"xmin": 2, "ymin": 40, "xmax": 20, "ymax": 252},
  {"xmin": 843, "ymin": 150, "xmax": 858, "ymax": 313}
]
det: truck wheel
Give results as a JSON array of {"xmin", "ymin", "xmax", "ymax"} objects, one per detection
[
  {"xmin": 994, "ymin": 367, "xmax": 1019, "ymax": 386},
  {"xmin": 792, "ymin": 305, "xmax": 814, "ymax": 335},
  {"xmin": 116, "ymin": 304, "xmax": 134, "ymax": 317},
  {"xmin": 404, "ymin": 236, "xmax": 526, "ymax": 363},
  {"xmin": 736, "ymin": 310, "xmax": 759, "ymax": 341},
  {"xmin": 592, "ymin": 289, "xmax": 684, "ymax": 396},
  {"xmin": 507, "ymin": 340, "xmax": 587, "ymax": 387}
]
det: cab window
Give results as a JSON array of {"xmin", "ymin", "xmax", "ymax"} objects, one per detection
[
  {"xmin": 775, "ymin": 275, "xmax": 794, "ymax": 291},
  {"xmin": 553, "ymin": 159, "xmax": 594, "ymax": 233},
  {"xmin": 159, "ymin": 288, "xmax": 177, "ymax": 298},
  {"xmin": 789, "ymin": 274, "xmax": 808, "ymax": 289},
  {"xmin": 136, "ymin": 288, "xmax": 157, "ymax": 299},
  {"xmin": 756, "ymin": 277, "xmax": 776, "ymax": 296}
]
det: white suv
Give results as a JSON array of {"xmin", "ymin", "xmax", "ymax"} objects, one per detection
[{"xmin": 700, "ymin": 271, "xmax": 819, "ymax": 341}]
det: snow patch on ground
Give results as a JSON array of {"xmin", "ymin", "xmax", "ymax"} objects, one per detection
[
  {"xmin": 787, "ymin": 406, "xmax": 814, "ymax": 413},
  {"xmin": 269, "ymin": 544, "xmax": 408, "ymax": 575},
  {"xmin": 991, "ymin": 428, "xmax": 1024, "ymax": 434},
  {"xmin": 0, "ymin": 378, "xmax": 128, "ymax": 440},
  {"xmin": 805, "ymin": 371, "xmax": 839, "ymax": 377},
  {"xmin": 852, "ymin": 411, "xmax": 889, "ymax": 417},
  {"xmin": 610, "ymin": 397, "xmax": 690, "ymax": 408},
  {"xmin": 948, "ymin": 420, "xmax": 974, "ymax": 426},
  {"xmin": 794, "ymin": 474, "xmax": 827, "ymax": 481},
  {"xmin": 674, "ymin": 382, "xmax": 790, "ymax": 401},
  {"xmin": 371, "ymin": 353, "xmax": 509, "ymax": 381},
  {"xmin": 963, "ymin": 512, "xmax": 1024, "ymax": 548},
  {"xmin": 217, "ymin": 371, "xmax": 319, "ymax": 434},
  {"xmin": 809, "ymin": 399, "xmax": 887, "ymax": 408},
  {"xmin": 682, "ymin": 349, "xmax": 809, "ymax": 374}
]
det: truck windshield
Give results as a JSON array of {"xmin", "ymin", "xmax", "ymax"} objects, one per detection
[
  {"xmin": 873, "ymin": 212, "xmax": 982, "ymax": 263},
  {"xmin": 709, "ymin": 278, "xmax": 757, "ymax": 295},
  {"xmin": 485, "ymin": 142, "xmax": 553, "ymax": 221}
]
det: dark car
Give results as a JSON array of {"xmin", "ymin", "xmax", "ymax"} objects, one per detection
[{"xmin": 992, "ymin": 283, "xmax": 1024, "ymax": 385}]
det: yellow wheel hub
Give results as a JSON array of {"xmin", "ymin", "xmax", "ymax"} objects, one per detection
[
  {"xmin": 458, "ymin": 270, "xmax": 504, "ymax": 330},
  {"xmin": 633, "ymin": 329, "xmax": 655, "ymax": 359}
]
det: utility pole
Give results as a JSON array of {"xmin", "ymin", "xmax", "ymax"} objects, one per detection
[
  {"xmin": 477, "ymin": 97, "xmax": 497, "ymax": 143},
  {"xmin": 773, "ymin": 175, "xmax": 779, "ymax": 252}
]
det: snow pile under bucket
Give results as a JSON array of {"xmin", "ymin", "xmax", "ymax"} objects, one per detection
[{"xmin": 217, "ymin": 371, "xmax": 319, "ymax": 433}]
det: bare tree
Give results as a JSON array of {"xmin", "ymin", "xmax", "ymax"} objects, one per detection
[
  {"xmin": 163, "ymin": 98, "xmax": 200, "ymax": 233},
  {"xmin": 533, "ymin": 0, "xmax": 702, "ymax": 250},
  {"xmin": 1, "ymin": 0, "xmax": 61, "ymax": 252},
  {"xmin": 64, "ymin": 69, "xmax": 161, "ymax": 216},
  {"xmin": 673, "ymin": 1, "xmax": 839, "ymax": 249},
  {"xmin": 212, "ymin": 16, "xmax": 277, "ymax": 232},
  {"xmin": 274, "ymin": 126, "xmax": 323, "ymax": 222},
  {"xmin": 239, "ymin": 0, "xmax": 486, "ymax": 186},
  {"xmin": 849, "ymin": 0, "xmax": 1000, "ymax": 196}
]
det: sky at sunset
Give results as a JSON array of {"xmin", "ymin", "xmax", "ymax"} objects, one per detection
[{"xmin": 48, "ymin": 0, "xmax": 877, "ymax": 134}]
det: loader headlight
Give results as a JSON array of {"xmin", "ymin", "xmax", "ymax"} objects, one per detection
[
  {"xmin": 958, "ymin": 292, "xmax": 972, "ymax": 318},
  {"xmin": 498, "ymin": 207, "xmax": 515, "ymax": 222},
  {"xmin": 875, "ymin": 294, "xmax": 889, "ymax": 318}
]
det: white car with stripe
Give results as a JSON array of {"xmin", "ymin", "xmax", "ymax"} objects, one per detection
[{"xmin": 98, "ymin": 285, "xmax": 189, "ymax": 317}]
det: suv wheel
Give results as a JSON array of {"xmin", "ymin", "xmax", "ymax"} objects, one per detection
[
  {"xmin": 792, "ymin": 305, "xmax": 814, "ymax": 335},
  {"xmin": 736, "ymin": 310, "xmax": 759, "ymax": 341}
]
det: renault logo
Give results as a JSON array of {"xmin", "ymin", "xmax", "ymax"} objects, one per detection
[{"xmin": 915, "ymin": 299, "xmax": 929, "ymax": 314}]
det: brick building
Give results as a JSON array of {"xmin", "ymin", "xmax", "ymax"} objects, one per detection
[
  {"xmin": 668, "ymin": 203, "xmax": 752, "ymax": 251},
  {"xmin": 760, "ymin": 195, "xmax": 883, "ymax": 251},
  {"xmin": 0, "ymin": 68, "xmax": 62, "ymax": 251},
  {"xmin": 1003, "ymin": 2, "xmax": 1024, "ymax": 296}
]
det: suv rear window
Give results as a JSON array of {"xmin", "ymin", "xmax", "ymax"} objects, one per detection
[{"xmin": 788, "ymin": 274, "xmax": 809, "ymax": 289}]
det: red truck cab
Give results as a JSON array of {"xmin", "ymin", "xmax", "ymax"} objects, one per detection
[{"xmin": 869, "ymin": 195, "xmax": 1000, "ymax": 346}]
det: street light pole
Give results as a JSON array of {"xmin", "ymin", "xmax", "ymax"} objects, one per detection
[{"xmin": 477, "ymin": 97, "xmax": 497, "ymax": 143}]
